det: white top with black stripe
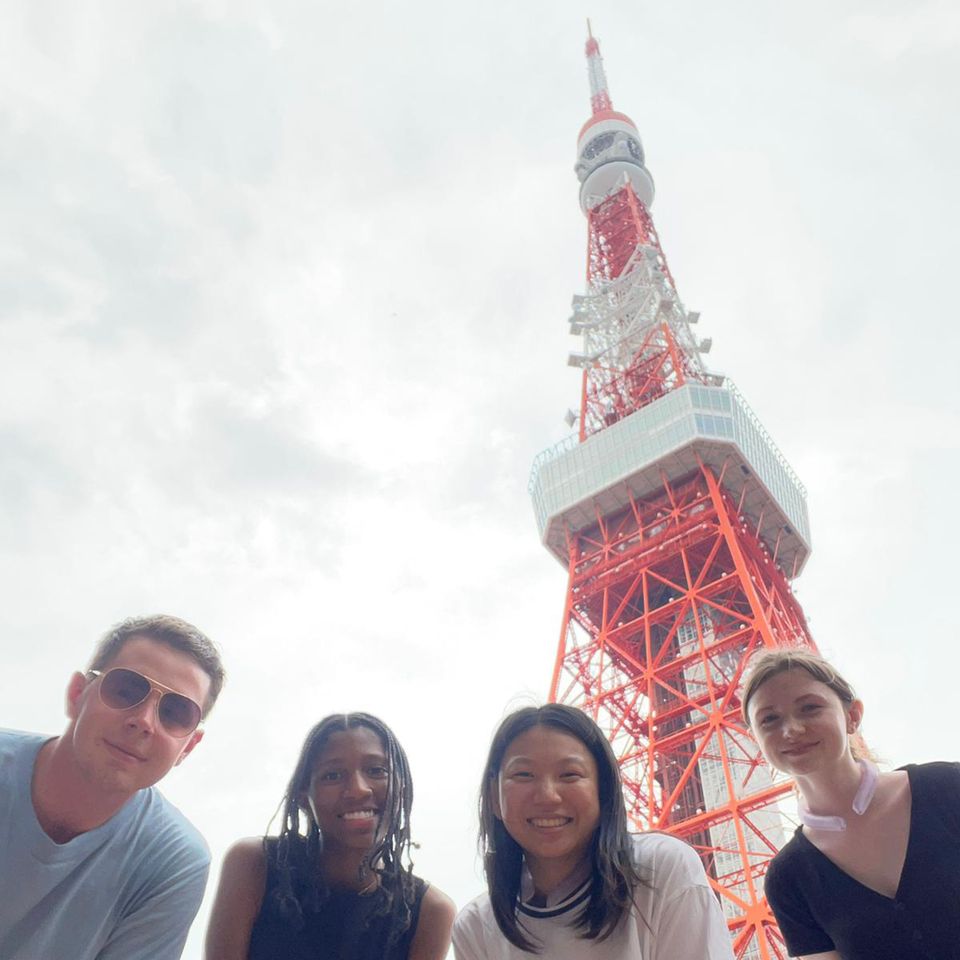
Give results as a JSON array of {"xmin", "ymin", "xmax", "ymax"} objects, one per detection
[{"xmin": 452, "ymin": 833, "xmax": 734, "ymax": 960}]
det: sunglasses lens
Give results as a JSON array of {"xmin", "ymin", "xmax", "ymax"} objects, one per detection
[
  {"xmin": 100, "ymin": 668, "xmax": 151, "ymax": 710},
  {"xmin": 98, "ymin": 668, "xmax": 201, "ymax": 737},
  {"xmin": 158, "ymin": 694, "xmax": 202, "ymax": 738}
]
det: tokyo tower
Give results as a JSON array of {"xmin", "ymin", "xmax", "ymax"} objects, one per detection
[{"xmin": 528, "ymin": 27, "xmax": 817, "ymax": 959}]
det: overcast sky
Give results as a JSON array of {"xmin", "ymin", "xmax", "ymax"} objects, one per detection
[{"xmin": 2, "ymin": 2, "xmax": 958, "ymax": 957}]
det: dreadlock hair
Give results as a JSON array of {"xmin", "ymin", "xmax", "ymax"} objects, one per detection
[
  {"xmin": 267, "ymin": 713, "xmax": 417, "ymax": 943},
  {"xmin": 478, "ymin": 704, "xmax": 646, "ymax": 953}
]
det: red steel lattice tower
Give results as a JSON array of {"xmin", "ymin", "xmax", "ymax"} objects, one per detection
[{"xmin": 528, "ymin": 28, "xmax": 818, "ymax": 959}]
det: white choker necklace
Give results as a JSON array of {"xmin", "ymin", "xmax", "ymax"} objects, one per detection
[{"xmin": 798, "ymin": 759, "xmax": 879, "ymax": 832}]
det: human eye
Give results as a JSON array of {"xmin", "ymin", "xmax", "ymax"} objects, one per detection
[
  {"xmin": 561, "ymin": 768, "xmax": 586, "ymax": 781},
  {"xmin": 758, "ymin": 713, "xmax": 778, "ymax": 727},
  {"xmin": 801, "ymin": 702, "xmax": 822, "ymax": 713},
  {"xmin": 367, "ymin": 764, "xmax": 389, "ymax": 779},
  {"xmin": 508, "ymin": 769, "xmax": 534, "ymax": 780},
  {"xmin": 317, "ymin": 769, "xmax": 342, "ymax": 783}
]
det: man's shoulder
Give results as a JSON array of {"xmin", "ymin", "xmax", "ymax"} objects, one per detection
[
  {"xmin": 121, "ymin": 786, "xmax": 210, "ymax": 869},
  {"xmin": 0, "ymin": 728, "xmax": 48, "ymax": 754},
  {"xmin": 0, "ymin": 729, "xmax": 48, "ymax": 781}
]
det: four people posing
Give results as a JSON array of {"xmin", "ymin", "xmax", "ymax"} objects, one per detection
[{"xmin": 3, "ymin": 619, "xmax": 957, "ymax": 960}]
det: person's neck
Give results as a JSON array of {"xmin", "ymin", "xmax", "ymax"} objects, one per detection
[
  {"xmin": 795, "ymin": 756, "xmax": 864, "ymax": 818},
  {"xmin": 321, "ymin": 847, "xmax": 379, "ymax": 893},
  {"xmin": 526, "ymin": 852, "xmax": 589, "ymax": 901},
  {"xmin": 31, "ymin": 738, "xmax": 131, "ymax": 843}
]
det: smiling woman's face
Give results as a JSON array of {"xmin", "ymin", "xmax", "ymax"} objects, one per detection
[
  {"xmin": 493, "ymin": 724, "xmax": 601, "ymax": 883},
  {"xmin": 748, "ymin": 668, "xmax": 862, "ymax": 777},
  {"xmin": 304, "ymin": 726, "xmax": 390, "ymax": 855}
]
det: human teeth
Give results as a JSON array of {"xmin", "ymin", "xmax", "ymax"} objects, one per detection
[
  {"xmin": 342, "ymin": 810, "xmax": 376, "ymax": 820},
  {"xmin": 531, "ymin": 817, "xmax": 569, "ymax": 827}
]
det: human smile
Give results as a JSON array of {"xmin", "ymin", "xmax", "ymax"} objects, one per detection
[
  {"xmin": 529, "ymin": 816, "xmax": 573, "ymax": 828},
  {"xmin": 340, "ymin": 808, "xmax": 378, "ymax": 822},
  {"xmin": 781, "ymin": 742, "xmax": 818, "ymax": 756}
]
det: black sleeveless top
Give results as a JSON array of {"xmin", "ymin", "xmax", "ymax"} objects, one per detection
[{"xmin": 248, "ymin": 840, "xmax": 427, "ymax": 960}]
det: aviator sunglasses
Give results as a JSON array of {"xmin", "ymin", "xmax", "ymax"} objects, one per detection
[{"xmin": 87, "ymin": 668, "xmax": 203, "ymax": 738}]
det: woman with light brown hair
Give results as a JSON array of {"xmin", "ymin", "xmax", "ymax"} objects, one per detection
[{"xmin": 741, "ymin": 648, "xmax": 960, "ymax": 960}]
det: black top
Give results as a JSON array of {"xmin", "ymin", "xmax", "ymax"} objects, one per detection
[
  {"xmin": 765, "ymin": 761, "xmax": 960, "ymax": 960},
  {"xmin": 248, "ymin": 839, "xmax": 427, "ymax": 960}
]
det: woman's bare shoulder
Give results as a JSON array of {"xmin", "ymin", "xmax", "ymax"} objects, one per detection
[
  {"xmin": 222, "ymin": 836, "xmax": 269, "ymax": 870},
  {"xmin": 203, "ymin": 837, "xmax": 269, "ymax": 960},
  {"xmin": 409, "ymin": 882, "xmax": 456, "ymax": 960}
]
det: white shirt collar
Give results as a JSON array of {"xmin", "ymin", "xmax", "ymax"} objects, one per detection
[{"xmin": 519, "ymin": 856, "xmax": 592, "ymax": 909}]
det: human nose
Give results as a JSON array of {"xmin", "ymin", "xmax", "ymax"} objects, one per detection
[
  {"xmin": 782, "ymin": 713, "xmax": 806, "ymax": 739},
  {"xmin": 125, "ymin": 690, "xmax": 160, "ymax": 732},
  {"xmin": 343, "ymin": 769, "xmax": 374, "ymax": 798},
  {"xmin": 532, "ymin": 775, "xmax": 562, "ymax": 803}
]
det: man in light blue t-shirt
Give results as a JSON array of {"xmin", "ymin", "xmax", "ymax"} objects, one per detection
[{"xmin": 0, "ymin": 615, "xmax": 226, "ymax": 960}]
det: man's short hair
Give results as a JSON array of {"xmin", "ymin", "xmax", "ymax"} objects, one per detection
[{"xmin": 87, "ymin": 615, "xmax": 225, "ymax": 716}]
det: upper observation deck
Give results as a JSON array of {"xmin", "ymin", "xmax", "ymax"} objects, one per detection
[{"xmin": 529, "ymin": 380, "xmax": 810, "ymax": 576}]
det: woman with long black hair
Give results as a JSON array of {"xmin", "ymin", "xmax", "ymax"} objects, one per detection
[
  {"xmin": 205, "ymin": 712, "xmax": 454, "ymax": 960},
  {"xmin": 452, "ymin": 703, "xmax": 733, "ymax": 959}
]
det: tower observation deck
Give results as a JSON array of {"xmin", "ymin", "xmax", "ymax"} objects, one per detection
[{"xmin": 529, "ymin": 27, "xmax": 817, "ymax": 959}]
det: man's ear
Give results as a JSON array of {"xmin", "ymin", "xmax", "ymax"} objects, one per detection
[
  {"xmin": 174, "ymin": 728, "xmax": 204, "ymax": 766},
  {"xmin": 65, "ymin": 672, "xmax": 90, "ymax": 720}
]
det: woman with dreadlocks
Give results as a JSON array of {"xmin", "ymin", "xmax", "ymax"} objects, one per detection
[{"xmin": 205, "ymin": 713, "xmax": 455, "ymax": 960}]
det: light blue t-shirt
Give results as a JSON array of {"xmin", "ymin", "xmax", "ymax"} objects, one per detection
[{"xmin": 0, "ymin": 729, "xmax": 210, "ymax": 960}]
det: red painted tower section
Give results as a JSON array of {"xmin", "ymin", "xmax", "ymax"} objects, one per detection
[{"xmin": 529, "ymin": 29, "xmax": 818, "ymax": 959}]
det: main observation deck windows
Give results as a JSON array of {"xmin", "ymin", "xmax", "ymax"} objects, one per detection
[
  {"xmin": 529, "ymin": 381, "xmax": 811, "ymax": 562},
  {"xmin": 695, "ymin": 413, "xmax": 735, "ymax": 440},
  {"xmin": 690, "ymin": 385, "xmax": 732, "ymax": 413}
]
